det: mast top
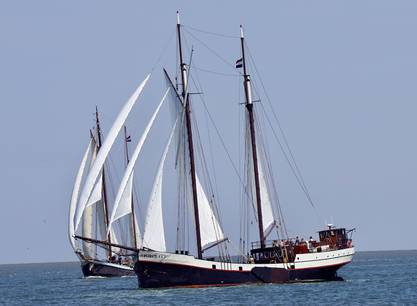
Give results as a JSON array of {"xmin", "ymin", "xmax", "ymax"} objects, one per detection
[
  {"xmin": 240, "ymin": 25, "xmax": 244, "ymax": 38},
  {"xmin": 177, "ymin": 11, "xmax": 181, "ymax": 25}
]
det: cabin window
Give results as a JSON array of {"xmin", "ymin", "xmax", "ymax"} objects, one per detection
[
  {"xmin": 212, "ymin": 264, "xmax": 216, "ymax": 269},
  {"xmin": 239, "ymin": 266, "xmax": 243, "ymax": 271}
]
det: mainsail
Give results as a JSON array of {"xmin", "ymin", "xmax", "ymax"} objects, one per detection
[
  {"xmin": 68, "ymin": 139, "xmax": 92, "ymax": 250},
  {"xmin": 195, "ymin": 175, "xmax": 226, "ymax": 250},
  {"xmin": 74, "ymin": 74, "xmax": 150, "ymax": 231},
  {"xmin": 107, "ymin": 88, "xmax": 170, "ymax": 238},
  {"xmin": 142, "ymin": 119, "xmax": 178, "ymax": 251},
  {"xmin": 82, "ymin": 144, "xmax": 99, "ymax": 258},
  {"xmin": 247, "ymin": 126, "xmax": 276, "ymax": 238}
]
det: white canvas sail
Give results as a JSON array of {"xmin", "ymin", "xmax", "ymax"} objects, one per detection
[
  {"xmin": 85, "ymin": 173, "xmax": 103, "ymax": 207},
  {"xmin": 143, "ymin": 119, "xmax": 177, "ymax": 251},
  {"xmin": 108, "ymin": 171, "xmax": 134, "ymax": 229},
  {"xmin": 75, "ymin": 74, "xmax": 151, "ymax": 231},
  {"xmin": 195, "ymin": 175, "xmax": 226, "ymax": 250},
  {"xmin": 247, "ymin": 131, "xmax": 276, "ymax": 237},
  {"xmin": 68, "ymin": 139, "xmax": 92, "ymax": 250},
  {"xmin": 107, "ymin": 88, "xmax": 170, "ymax": 236},
  {"xmin": 258, "ymin": 156, "xmax": 275, "ymax": 236},
  {"xmin": 134, "ymin": 216, "xmax": 141, "ymax": 249},
  {"xmin": 82, "ymin": 203, "xmax": 95, "ymax": 258},
  {"xmin": 82, "ymin": 145, "xmax": 100, "ymax": 258}
]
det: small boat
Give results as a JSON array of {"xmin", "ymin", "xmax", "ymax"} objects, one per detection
[{"xmin": 134, "ymin": 13, "xmax": 355, "ymax": 288}]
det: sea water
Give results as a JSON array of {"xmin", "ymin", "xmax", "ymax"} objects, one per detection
[{"xmin": 0, "ymin": 250, "xmax": 416, "ymax": 305}]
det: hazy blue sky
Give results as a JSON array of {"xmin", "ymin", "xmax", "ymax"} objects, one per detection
[{"xmin": 1, "ymin": 1, "xmax": 417, "ymax": 264}]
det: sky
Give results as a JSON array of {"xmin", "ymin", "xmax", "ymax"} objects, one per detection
[{"xmin": 1, "ymin": 1, "xmax": 417, "ymax": 264}]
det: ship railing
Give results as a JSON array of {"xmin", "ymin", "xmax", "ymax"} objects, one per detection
[{"xmin": 250, "ymin": 238, "xmax": 307, "ymax": 250}]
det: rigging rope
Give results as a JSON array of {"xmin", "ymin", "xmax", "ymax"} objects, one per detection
[
  {"xmin": 245, "ymin": 43, "xmax": 321, "ymax": 216},
  {"xmin": 184, "ymin": 28, "xmax": 239, "ymax": 72},
  {"xmin": 191, "ymin": 64, "xmax": 240, "ymax": 77},
  {"xmin": 183, "ymin": 24, "xmax": 240, "ymax": 39}
]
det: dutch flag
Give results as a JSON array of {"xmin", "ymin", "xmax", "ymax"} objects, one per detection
[{"xmin": 235, "ymin": 58, "xmax": 243, "ymax": 68}]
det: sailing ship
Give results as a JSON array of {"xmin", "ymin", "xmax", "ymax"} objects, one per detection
[
  {"xmin": 69, "ymin": 69, "xmax": 175, "ymax": 277},
  {"xmin": 132, "ymin": 13, "xmax": 356, "ymax": 288},
  {"xmin": 68, "ymin": 104, "xmax": 144, "ymax": 277}
]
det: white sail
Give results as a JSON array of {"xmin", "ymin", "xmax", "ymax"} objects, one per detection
[
  {"xmin": 74, "ymin": 74, "xmax": 151, "ymax": 231},
  {"xmin": 246, "ymin": 118, "xmax": 275, "ymax": 237},
  {"xmin": 195, "ymin": 175, "xmax": 225, "ymax": 250},
  {"xmin": 107, "ymin": 88, "xmax": 170, "ymax": 235},
  {"xmin": 82, "ymin": 145, "xmax": 100, "ymax": 258},
  {"xmin": 82, "ymin": 202, "xmax": 95, "ymax": 258},
  {"xmin": 258, "ymin": 156, "xmax": 275, "ymax": 236},
  {"xmin": 143, "ymin": 119, "xmax": 177, "ymax": 251},
  {"xmin": 85, "ymin": 173, "xmax": 103, "ymax": 207},
  {"xmin": 108, "ymin": 171, "xmax": 134, "ymax": 228},
  {"xmin": 68, "ymin": 139, "xmax": 92, "ymax": 250},
  {"xmin": 134, "ymin": 216, "xmax": 142, "ymax": 249},
  {"xmin": 247, "ymin": 133, "xmax": 275, "ymax": 237}
]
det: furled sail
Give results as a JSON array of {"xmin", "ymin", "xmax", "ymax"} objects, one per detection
[
  {"xmin": 74, "ymin": 74, "xmax": 151, "ymax": 231},
  {"xmin": 142, "ymin": 119, "xmax": 178, "ymax": 251},
  {"xmin": 68, "ymin": 139, "xmax": 92, "ymax": 250},
  {"xmin": 195, "ymin": 175, "xmax": 226, "ymax": 250},
  {"xmin": 107, "ymin": 88, "xmax": 170, "ymax": 236}
]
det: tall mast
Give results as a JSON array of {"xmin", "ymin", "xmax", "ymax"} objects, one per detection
[
  {"xmin": 177, "ymin": 11, "xmax": 203, "ymax": 259},
  {"xmin": 240, "ymin": 26, "xmax": 265, "ymax": 248},
  {"xmin": 124, "ymin": 126, "xmax": 138, "ymax": 249},
  {"xmin": 95, "ymin": 107, "xmax": 113, "ymax": 259}
]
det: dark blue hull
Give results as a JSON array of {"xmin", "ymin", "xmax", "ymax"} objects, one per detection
[
  {"xmin": 134, "ymin": 261, "xmax": 345, "ymax": 288},
  {"xmin": 81, "ymin": 260, "xmax": 135, "ymax": 277}
]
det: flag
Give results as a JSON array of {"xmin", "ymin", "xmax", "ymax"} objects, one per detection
[
  {"xmin": 125, "ymin": 135, "xmax": 131, "ymax": 142},
  {"xmin": 235, "ymin": 58, "xmax": 243, "ymax": 68}
]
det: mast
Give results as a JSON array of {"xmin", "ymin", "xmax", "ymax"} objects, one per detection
[
  {"xmin": 177, "ymin": 11, "xmax": 203, "ymax": 259},
  {"xmin": 95, "ymin": 107, "xmax": 113, "ymax": 259},
  {"xmin": 240, "ymin": 26, "xmax": 265, "ymax": 248},
  {"xmin": 124, "ymin": 125, "xmax": 138, "ymax": 249}
]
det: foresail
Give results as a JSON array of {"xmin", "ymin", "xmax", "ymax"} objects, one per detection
[
  {"xmin": 68, "ymin": 139, "xmax": 92, "ymax": 251},
  {"xmin": 85, "ymin": 173, "xmax": 103, "ymax": 207},
  {"xmin": 107, "ymin": 88, "xmax": 170, "ymax": 236},
  {"xmin": 143, "ymin": 118, "xmax": 178, "ymax": 251},
  {"xmin": 108, "ymin": 171, "xmax": 134, "ymax": 227},
  {"xmin": 74, "ymin": 74, "xmax": 150, "ymax": 231},
  {"xmin": 195, "ymin": 175, "xmax": 225, "ymax": 250}
]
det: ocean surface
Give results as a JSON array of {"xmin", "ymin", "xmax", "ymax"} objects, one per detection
[{"xmin": 0, "ymin": 250, "xmax": 416, "ymax": 305}]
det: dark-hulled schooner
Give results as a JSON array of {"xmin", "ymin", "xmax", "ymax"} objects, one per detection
[
  {"xmin": 133, "ymin": 13, "xmax": 355, "ymax": 288},
  {"xmin": 69, "ymin": 106, "xmax": 145, "ymax": 277}
]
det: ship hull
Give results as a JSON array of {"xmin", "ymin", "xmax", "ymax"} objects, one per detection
[
  {"xmin": 81, "ymin": 259, "xmax": 135, "ymax": 277},
  {"xmin": 135, "ymin": 248, "xmax": 354, "ymax": 288}
]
